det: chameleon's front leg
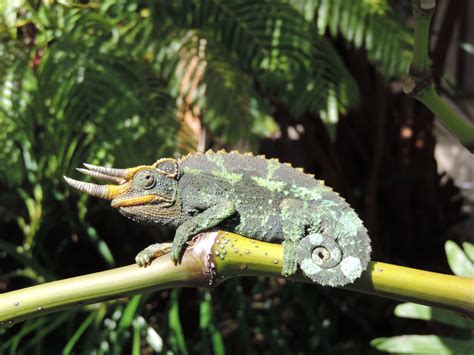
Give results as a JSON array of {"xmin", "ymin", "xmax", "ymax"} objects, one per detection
[
  {"xmin": 135, "ymin": 243, "xmax": 172, "ymax": 267},
  {"xmin": 171, "ymin": 200, "xmax": 236, "ymax": 264}
]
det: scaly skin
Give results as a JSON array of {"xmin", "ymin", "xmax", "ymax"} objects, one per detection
[{"xmin": 64, "ymin": 150, "xmax": 371, "ymax": 286}]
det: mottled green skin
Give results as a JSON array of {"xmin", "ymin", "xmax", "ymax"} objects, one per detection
[{"xmin": 121, "ymin": 151, "xmax": 371, "ymax": 286}]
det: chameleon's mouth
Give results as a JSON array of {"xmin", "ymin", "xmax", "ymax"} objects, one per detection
[{"xmin": 111, "ymin": 194, "xmax": 157, "ymax": 208}]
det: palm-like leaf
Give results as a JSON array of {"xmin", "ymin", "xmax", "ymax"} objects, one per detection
[
  {"xmin": 203, "ymin": 48, "xmax": 262, "ymax": 144},
  {"xmin": 1, "ymin": 5, "xmax": 179, "ymax": 188},
  {"xmin": 291, "ymin": 0, "xmax": 413, "ymax": 77},
  {"xmin": 160, "ymin": 0, "xmax": 359, "ymax": 124}
]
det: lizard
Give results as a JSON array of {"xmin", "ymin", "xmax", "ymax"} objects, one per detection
[{"xmin": 63, "ymin": 150, "xmax": 371, "ymax": 286}]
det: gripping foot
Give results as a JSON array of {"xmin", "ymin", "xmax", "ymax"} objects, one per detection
[
  {"xmin": 282, "ymin": 240, "xmax": 299, "ymax": 276},
  {"xmin": 135, "ymin": 243, "xmax": 172, "ymax": 267}
]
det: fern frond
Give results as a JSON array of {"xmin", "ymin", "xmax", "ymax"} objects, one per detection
[
  {"xmin": 288, "ymin": 34, "xmax": 360, "ymax": 118},
  {"xmin": 291, "ymin": 0, "xmax": 413, "ymax": 77},
  {"xmin": 162, "ymin": 0, "xmax": 359, "ymax": 121},
  {"xmin": 203, "ymin": 47, "xmax": 263, "ymax": 145},
  {"xmin": 0, "ymin": 6, "xmax": 179, "ymax": 186}
]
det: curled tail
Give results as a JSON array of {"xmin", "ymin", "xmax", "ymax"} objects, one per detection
[{"xmin": 297, "ymin": 208, "xmax": 371, "ymax": 287}]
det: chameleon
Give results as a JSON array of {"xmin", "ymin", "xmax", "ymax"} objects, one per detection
[{"xmin": 63, "ymin": 150, "xmax": 371, "ymax": 286}]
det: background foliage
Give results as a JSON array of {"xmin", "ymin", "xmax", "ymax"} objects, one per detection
[
  {"xmin": 372, "ymin": 241, "xmax": 474, "ymax": 354},
  {"xmin": 0, "ymin": 0, "xmax": 470, "ymax": 353}
]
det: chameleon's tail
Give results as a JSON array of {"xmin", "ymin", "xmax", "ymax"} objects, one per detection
[{"xmin": 297, "ymin": 209, "xmax": 371, "ymax": 287}]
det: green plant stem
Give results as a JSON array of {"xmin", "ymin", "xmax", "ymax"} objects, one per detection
[
  {"xmin": 411, "ymin": 2, "xmax": 434, "ymax": 72},
  {"xmin": 1, "ymin": 231, "xmax": 472, "ymax": 328},
  {"xmin": 0, "ymin": 240, "xmax": 209, "ymax": 327},
  {"xmin": 407, "ymin": 1, "xmax": 474, "ymax": 151},
  {"xmin": 416, "ymin": 85, "xmax": 474, "ymax": 146},
  {"xmin": 212, "ymin": 231, "xmax": 473, "ymax": 316}
]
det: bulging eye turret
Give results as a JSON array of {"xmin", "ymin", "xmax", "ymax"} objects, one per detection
[{"xmin": 134, "ymin": 170, "xmax": 156, "ymax": 189}]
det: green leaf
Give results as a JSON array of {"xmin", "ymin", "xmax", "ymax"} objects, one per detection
[
  {"xmin": 202, "ymin": 49, "xmax": 262, "ymax": 144},
  {"xmin": 199, "ymin": 291, "xmax": 225, "ymax": 355},
  {"xmin": 168, "ymin": 290, "xmax": 188, "ymax": 355},
  {"xmin": 462, "ymin": 242, "xmax": 474, "ymax": 262},
  {"xmin": 445, "ymin": 240, "xmax": 474, "ymax": 278},
  {"xmin": 163, "ymin": 0, "xmax": 358, "ymax": 119},
  {"xmin": 371, "ymin": 335, "xmax": 474, "ymax": 354},
  {"xmin": 118, "ymin": 295, "xmax": 142, "ymax": 330},
  {"xmin": 132, "ymin": 320, "xmax": 141, "ymax": 355},
  {"xmin": 86, "ymin": 226, "xmax": 115, "ymax": 267},
  {"xmin": 62, "ymin": 312, "xmax": 96, "ymax": 355},
  {"xmin": 199, "ymin": 291, "xmax": 212, "ymax": 329},
  {"xmin": 290, "ymin": 0, "xmax": 412, "ymax": 77},
  {"xmin": 394, "ymin": 303, "xmax": 474, "ymax": 330}
]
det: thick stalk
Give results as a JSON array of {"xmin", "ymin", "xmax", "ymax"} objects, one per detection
[
  {"xmin": 211, "ymin": 231, "xmax": 473, "ymax": 316},
  {"xmin": 411, "ymin": 0, "xmax": 434, "ymax": 72},
  {"xmin": 1, "ymin": 231, "xmax": 472, "ymax": 328},
  {"xmin": 405, "ymin": 0, "xmax": 474, "ymax": 151},
  {"xmin": 416, "ymin": 85, "xmax": 474, "ymax": 145},
  {"xmin": 0, "ymin": 238, "xmax": 211, "ymax": 327}
]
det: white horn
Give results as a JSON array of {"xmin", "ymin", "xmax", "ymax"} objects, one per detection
[
  {"xmin": 76, "ymin": 168, "xmax": 126, "ymax": 185},
  {"xmin": 63, "ymin": 176, "xmax": 110, "ymax": 199},
  {"xmin": 82, "ymin": 163, "xmax": 127, "ymax": 178}
]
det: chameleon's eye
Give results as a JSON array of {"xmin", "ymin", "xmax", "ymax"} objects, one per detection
[{"xmin": 134, "ymin": 169, "xmax": 156, "ymax": 190}]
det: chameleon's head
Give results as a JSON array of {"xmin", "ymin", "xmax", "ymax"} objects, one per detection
[{"xmin": 63, "ymin": 159, "xmax": 179, "ymax": 219}]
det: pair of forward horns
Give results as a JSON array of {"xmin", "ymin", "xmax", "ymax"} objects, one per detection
[{"xmin": 63, "ymin": 163, "xmax": 129, "ymax": 200}]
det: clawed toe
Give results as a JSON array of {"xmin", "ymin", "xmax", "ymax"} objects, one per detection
[
  {"xmin": 135, "ymin": 243, "xmax": 173, "ymax": 268},
  {"xmin": 170, "ymin": 251, "xmax": 179, "ymax": 265},
  {"xmin": 135, "ymin": 252, "xmax": 151, "ymax": 267}
]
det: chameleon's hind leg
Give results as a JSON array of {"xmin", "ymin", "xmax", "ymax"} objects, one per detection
[
  {"xmin": 135, "ymin": 243, "xmax": 172, "ymax": 267},
  {"xmin": 280, "ymin": 199, "xmax": 308, "ymax": 277},
  {"xmin": 297, "ymin": 205, "xmax": 371, "ymax": 287}
]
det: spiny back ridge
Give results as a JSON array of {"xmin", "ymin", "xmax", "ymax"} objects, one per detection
[{"xmin": 179, "ymin": 150, "xmax": 322, "ymax": 190}]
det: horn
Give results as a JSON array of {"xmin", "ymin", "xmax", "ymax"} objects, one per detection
[
  {"xmin": 63, "ymin": 176, "xmax": 110, "ymax": 199},
  {"xmin": 76, "ymin": 168, "xmax": 126, "ymax": 185},
  {"xmin": 82, "ymin": 163, "xmax": 127, "ymax": 178}
]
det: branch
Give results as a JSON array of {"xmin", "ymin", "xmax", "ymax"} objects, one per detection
[
  {"xmin": 403, "ymin": 0, "xmax": 474, "ymax": 152},
  {"xmin": 1, "ymin": 231, "xmax": 472, "ymax": 328}
]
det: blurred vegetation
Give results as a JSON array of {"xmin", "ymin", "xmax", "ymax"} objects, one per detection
[
  {"xmin": 0, "ymin": 0, "xmax": 470, "ymax": 353},
  {"xmin": 372, "ymin": 241, "xmax": 474, "ymax": 354}
]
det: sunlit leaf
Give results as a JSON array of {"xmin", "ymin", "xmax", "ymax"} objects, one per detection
[
  {"xmin": 462, "ymin": 242, "xmax": 474, "ymax": 262},
  {"xmin": 371, "ymin": 335, "xmax": 474, "ymax": 354},
  {"xmin": 394, "ymin": 303, "xmax": 474, "ymax": 330},
  {"xmin": 445, "ymin": 240, "xmax": 474, "ymax": 278}
]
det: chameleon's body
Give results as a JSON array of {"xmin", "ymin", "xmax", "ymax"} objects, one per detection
[{"xmin": 64, "ymin": 151, "xmax": 371, "ymax": 286}]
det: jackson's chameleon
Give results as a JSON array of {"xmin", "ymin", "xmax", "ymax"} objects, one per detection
[{"xmin": 64, "ymin": 150, "xmax": 371, "ymax": 286}]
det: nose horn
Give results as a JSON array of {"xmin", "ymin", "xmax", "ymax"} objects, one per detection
[
  {"xmin": 82, "ymin": 163, "xmax": 127, "ymax": 178},
  {"xmin": 63, "ymin": 176, "xmax": 111, "ymax": 199}
]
